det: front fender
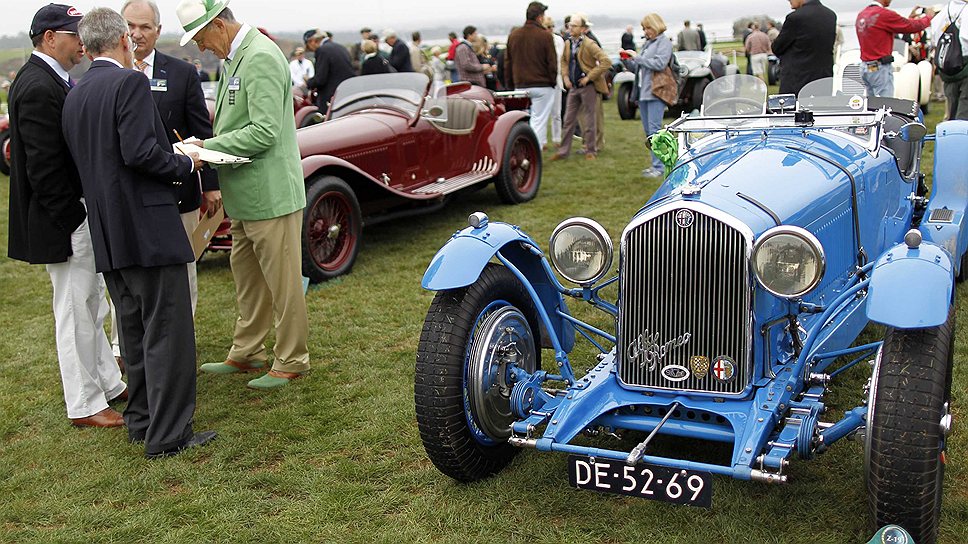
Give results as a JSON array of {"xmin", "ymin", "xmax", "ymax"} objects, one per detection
[
  {"xmin": 923, "ymin": 120, "xmax": 968, "ymax": 274},
  {"xmin": 866, "ymin": 241, "xmax": 953, "ymax": 329},
  {"xmin": 486, "ymin": 110, "xmax": 531, "ymax": 165},
  {"xmin": 422, "ymin": 220, "xmax": 575, "ymax": 353}
]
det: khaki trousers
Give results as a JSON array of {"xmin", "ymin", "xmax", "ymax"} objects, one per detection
[{"xmin": 228, "ymin": 210, "xmax": 310, "ymax": 373}]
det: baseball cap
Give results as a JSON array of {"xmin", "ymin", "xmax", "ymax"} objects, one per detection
[
  {"xmin": 30, "ymin": 4, "xmax": 83, "ymax": 38},
  {"xmin": 303, "ymin": 28, "xmax": 324, "ymax": 43}
]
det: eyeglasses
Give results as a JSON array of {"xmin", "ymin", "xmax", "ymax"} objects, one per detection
[
  {"xmin": 127, "ymin": 32, "xmax": 138, "ymax": 52},
  {"xmin": 191, "ymin": 24, "xmax": 211, "ymax": 46},
  {"xmin": 54, "ymin": 30, "xmax": 78, "ymax": 36}
]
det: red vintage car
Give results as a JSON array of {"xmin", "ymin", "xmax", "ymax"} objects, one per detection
[
  {"xmin": 206, "ymin": 73, "xmax": 541, "ymax": 283},
  {"xmin": 0, "ymin": 114, "xmax": 10, "ymax": 176}
]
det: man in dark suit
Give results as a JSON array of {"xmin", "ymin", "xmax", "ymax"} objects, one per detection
[
  {"xmin": 193, "ymin": 59, "xmax": 211, "ymax": 81},
  {"xmin": 305, "ymin": 28, "xmax": 356, "ymax": 110},
  {"xmin": 772, "ymin": 0, "xmax": 837, "ymax": 95},
  {"xmin": 122, "ymin": 0, "xmax": 220, "ymax": 318},
  {"xmin": 62, "ymin": 7, "xmax": 215, "ymax": 458},
  {"xmin": 385, "ymin": 30, "xmax": 413, "ymax": 72},
  {"xmin": 7, "ymin": 4, "xmax": 127, "ymax": 428}
]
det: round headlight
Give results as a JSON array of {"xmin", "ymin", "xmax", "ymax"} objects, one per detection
[
  {"xmin": 549, "ymin": 218, "xmax": 613, "ymax": 285},
  {"xmin": 751, "ymin": 226, "xmax": 825, "ymax": 299}
]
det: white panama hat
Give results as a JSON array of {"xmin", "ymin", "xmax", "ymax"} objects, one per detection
[{"xmin": 176, "ymin": 0, "xmax": 231, "ymax": 47}]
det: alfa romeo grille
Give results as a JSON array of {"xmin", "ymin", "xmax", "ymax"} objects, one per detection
[{"xmin": 618, "ymin": 207, "xmax": 752, "ymax": 394}]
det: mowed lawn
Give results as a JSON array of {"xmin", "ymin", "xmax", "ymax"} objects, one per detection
[{"xmin": 0, "ymin": 100, "xmax": 966, "ymax": 544}]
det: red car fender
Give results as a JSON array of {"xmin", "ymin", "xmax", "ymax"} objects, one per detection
[
  {"xmin": 301, "ymin": 154, "xmax": 441, "ymax": 202},
  {"xmin": 484, "ymin": 109, "xmax": 530, "ymax": 165}
]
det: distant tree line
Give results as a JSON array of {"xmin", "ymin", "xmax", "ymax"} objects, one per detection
[{"xmin": 733, "ymin": 16, "xmax": 781, "ymax": 39}]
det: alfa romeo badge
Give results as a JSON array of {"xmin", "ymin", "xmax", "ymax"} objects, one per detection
[
  {"xmin": 712, "ymin": 356, "xmax": 736, "ymax": 382},
  {"xmin": 675, "ymin": 209, "xmax": 694, "ymax": 228}
]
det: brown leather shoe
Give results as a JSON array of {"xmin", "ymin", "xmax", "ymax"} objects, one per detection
[
  {"xmin": 71, "ymin": 407, "xmax": 124, "ymax": 428},
  {"xmin": 109, "ymin": 388, "xmax": 128, "ymax": 403},
  {"xmin": 116, "ymin": 356, "xmax": 125, "ymax": 374},
  {"xmin": 585, "ymin": 153, "xmax": 597, "ymax": 160},
  {"xmin": 549, "ymin": 153, "xmax": 566, "ymax": 162}
]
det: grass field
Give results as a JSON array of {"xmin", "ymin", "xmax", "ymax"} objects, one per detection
[{"xmin": 0, "ymin": 96, "xmax": 965, "ymax": 544}]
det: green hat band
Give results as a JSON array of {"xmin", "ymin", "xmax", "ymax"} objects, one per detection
[{"xmin": 184, "ymin": 0, "xmax": 224, "ymax": 32}]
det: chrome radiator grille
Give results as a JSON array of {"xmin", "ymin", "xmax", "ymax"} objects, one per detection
[{"xmin": 618, "ymin": 207, "xmax": 752, "ymax": 394}]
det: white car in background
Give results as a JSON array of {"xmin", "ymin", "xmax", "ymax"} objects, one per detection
[{"xmin": 834, "ymin": 24, "xmax": 932, "ymax": 112}]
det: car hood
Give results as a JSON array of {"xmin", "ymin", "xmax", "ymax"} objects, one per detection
[
  {"xmin": 649, "ymin": 133, "xmax": 866, "ymax": 237},
  {"xmin": 297, "ymin": 111, "xmax": 404, "ymax": 158}
]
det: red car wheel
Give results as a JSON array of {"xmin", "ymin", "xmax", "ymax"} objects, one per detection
[
  {"xmin": 302, "ymin": 175, "xmax": 362, "ymax": 282},
  {"xmin": 495, "ymin": 121, "xmax": 541, "ymax": 204}
]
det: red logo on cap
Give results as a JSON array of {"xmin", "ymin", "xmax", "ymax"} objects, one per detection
[{"xmin": 67, "ymin": 7, "xmax": 82, "ymax": 16}]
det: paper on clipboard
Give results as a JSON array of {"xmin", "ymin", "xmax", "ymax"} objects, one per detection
[
  {"xmin": 174, "ymin": 142, "xmax": 251, "ymax": 165},
  {"xmin": 191, "ymin": 205, "xmax": 226, "ymax": 260}
]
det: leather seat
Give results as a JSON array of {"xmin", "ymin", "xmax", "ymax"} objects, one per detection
[
  {"xmin": 881, "ymin": 114, "xmax": 917, "ymax": 178},
  {"xmin": 430, "ymin": 98, "xmax": 479, "ymax": 134}
]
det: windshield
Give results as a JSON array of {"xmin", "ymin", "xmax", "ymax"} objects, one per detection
[
  {"xmin": 329, "ymin": 73, "xmax": 430, "ymax": 120},
  {"xmin": 700, "ymin": 74, "xmax": 767, "ymax": 116},
  {"xmin": 798, "ymin": 77, "xmax": 867, "ymax": 112}
]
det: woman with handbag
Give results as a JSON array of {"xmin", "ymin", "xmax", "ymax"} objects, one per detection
[{"xmin": 622, "ymin": 13, "xmax": 674, "ymax": 178}]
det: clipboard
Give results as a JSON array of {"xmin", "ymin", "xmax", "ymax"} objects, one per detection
[
  {"xmin": 191, "ymin": 206, "xmax": 226, "ymax": 260},
  {"xmin": 174, "ymin": 142, "xmax": 251, "ymax": 164}
]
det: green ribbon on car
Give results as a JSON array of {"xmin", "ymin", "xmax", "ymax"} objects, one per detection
[{"xmin": 649, "ymin": 129, "xmax": 679, "ymax": 177}]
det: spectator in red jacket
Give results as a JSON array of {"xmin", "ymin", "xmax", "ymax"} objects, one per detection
[{"xmin": 855, "ymin": 0, "xmax": 935, "ymax": 97}]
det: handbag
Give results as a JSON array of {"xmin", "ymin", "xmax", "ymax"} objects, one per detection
[{"xmin": 651, "ymin": 65, "xmax": 678, "ymax": 107}]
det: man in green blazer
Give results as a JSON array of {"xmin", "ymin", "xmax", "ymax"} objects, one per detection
[{"xmin": 176, "ymin": 0, "xmax": 310, "ymax": 389}]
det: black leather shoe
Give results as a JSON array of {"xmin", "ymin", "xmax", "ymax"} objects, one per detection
[{"xmin": 145, "ymin": 430, "xmax": 217, "ymax": 459}]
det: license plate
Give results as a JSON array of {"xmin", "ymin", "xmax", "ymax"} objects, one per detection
[{"xmin": 568, "ymin": 455, "xmax": 712, "ymax": 507}]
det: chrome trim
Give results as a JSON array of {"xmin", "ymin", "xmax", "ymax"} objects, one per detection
[
  {"xmin": 863, "ymin": 345, "xmax": 883, "ymax": 487},
  {"xmin": 751, "ymin": 225, "xmax": 827, "ymax": 299},
  {"xmin": 617, "ymin": 201, "xmax": 756, "ymax": 396},
  {"xmin": 549, "ymin": 217, "xmax": 613, "ymax": 285}
]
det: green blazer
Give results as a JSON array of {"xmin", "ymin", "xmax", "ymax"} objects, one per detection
[{"xmin": 207, "ymin": 28, "xmax": 305, "ymax": 221}]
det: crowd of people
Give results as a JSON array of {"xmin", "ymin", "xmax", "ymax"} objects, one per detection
[{"xmin": 6, "ymin": 0, "xmax": 968, "ymax": 462}]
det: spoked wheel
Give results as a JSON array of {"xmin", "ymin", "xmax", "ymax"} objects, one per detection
[
  {"xmin": 301, "ymin": 175, "xmax": 362, "ymax": 282},
  {"xmin": 494, "ymin": 122, "xmax": 541, "ymax": 204},
  {"xmin": 415, "ymin": 264, "xmax": 541, "ymax": 481},
  {"xmin": 865, "ymin": 306, "xmax": 955, "ymax": 544}
]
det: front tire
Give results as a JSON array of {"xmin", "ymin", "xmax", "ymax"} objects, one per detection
[
  {"xmin": 866, "ymin": 307, "xmax": 954, "ymax": 544},
  {"xmin": 415, "ymin": 264, "xmax": 541, "ymax": 482},
  {"xmin": 494, "ymin": 122, "xmax": 541, "ymax": 204},
  {"xmin": 301, "ymin": 175, "xmax": 362, "ymax": 282},
  {"xmin": 617, "ymin": 83, "xmax": 637, "ymax": 120}
]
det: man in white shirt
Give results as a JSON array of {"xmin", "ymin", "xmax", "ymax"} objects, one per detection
[
  {"xmin": 932, "ymin": 0, "xmax": 968, "ymax": 119},
  {"xmin": 290, "ymin": 46, "xmax": 313, "ymax": 89}
]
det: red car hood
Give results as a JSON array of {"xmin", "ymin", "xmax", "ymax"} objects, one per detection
[{"xmin": 297, "ymin": 111, "xmax": 405, "ymax": 158}]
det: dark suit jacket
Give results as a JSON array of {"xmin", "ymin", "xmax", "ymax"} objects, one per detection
[
  {"xmin": 389, "ymin": 40, "xmax": 413, "ymax": 72},
  {"xmin": 306, "ymin": 40, "xmax": 356, "ymax": 110},
  {"xmin": 62, "ymin": 60, "xmax": 195, "ymax": 273},
  {"xmin": 148, "ymin": 50, "xmax": 218, "ymax": 213},
  {"xmin": 772, "ymin": 0, "xmax": 837, "ymax": 95},
  {"xmin": 7, "ymin": 55, "xmax": 85, "ymax": 264},
  {"xmin": 198, "ymin": 70, "xmax": 211, "ymax": 82}
]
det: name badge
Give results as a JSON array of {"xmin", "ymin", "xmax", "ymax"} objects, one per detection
[
  {"xmin": 227, "ymin": 77, "xmax": 241, "ymax": 91},
  {"xmin": 149, "ymin": 78, "xmax": 167, "ymax": 92}
]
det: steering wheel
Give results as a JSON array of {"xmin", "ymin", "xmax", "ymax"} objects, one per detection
[{"xmin": 702, "ymin": 97, "xmax": 764, "ymax": 116}]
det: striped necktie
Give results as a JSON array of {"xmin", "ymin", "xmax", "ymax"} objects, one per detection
[{"xmin": 135, "ymin": 59, "xmax": 149, "ymax": 74}]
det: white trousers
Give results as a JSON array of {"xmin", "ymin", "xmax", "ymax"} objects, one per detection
[
  {"xmin": 46, "ymin": 218, "xmax": 126, "ymax": 418},
  {"xmin": 110, "ymin": 209, "xmax": 198, "ymax": 357},
  {"xmin": 551, "ymin": 84, "xmax": 563, "ymax": 144},
  {"xmin": 520, "ymin": 86, "xmax": 556, "ymax": 148}
]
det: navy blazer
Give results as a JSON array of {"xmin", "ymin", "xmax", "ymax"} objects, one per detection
[
  {"xmin": 62, "ymin": 60, "xmax": 195, "ymax": 272},
  {"xmin": 772, "ymin": 0, "xmax": 837, "ymax": 95},
  {"xmin": 6, "ymin": 55, "xmax": 85, "ymax": 264},
  {"xmin": 306, "ymin": 40, "xmax": 356, "ymax": 110},
  {"xmin": 149, "ymin": 50, "xmax": 218, "ymax": 214}
]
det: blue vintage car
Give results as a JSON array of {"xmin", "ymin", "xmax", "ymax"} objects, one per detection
[{"xmin": 415, "ymin": 75, "xmax": 964, "ymax": 544}]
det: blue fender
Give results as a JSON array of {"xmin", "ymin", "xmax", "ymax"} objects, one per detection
[
  {"xmin": 866, "ymin": 241, "xmax": 953, "ymax": 329},
  {"xmin": 922, "ymin": 121, "xmax": 968, "ymax": 274},
  {"xmin": 422, "ymin": 220, "xmax": 575, "ymax": 353}
]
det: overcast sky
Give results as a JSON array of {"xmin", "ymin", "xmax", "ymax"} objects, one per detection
[{"xmin": 0, "ymin": 0, "xmax": 927, "ymax": 38}]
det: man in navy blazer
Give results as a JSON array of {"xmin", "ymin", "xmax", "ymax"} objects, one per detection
[
  {"xmin": 305, "ymin": 29, "xmax": 356, "ymax": 110},
  {"xmin": 62, "ymin": 7, "xmax": 215, "ymax": 458},
  {"xmin": 121, "ymin": 0, "xmax": 219, "ymax": 316},
  {"xmin": 7, "ymin": 3, "xmax": 127, "ymax": 429}
]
